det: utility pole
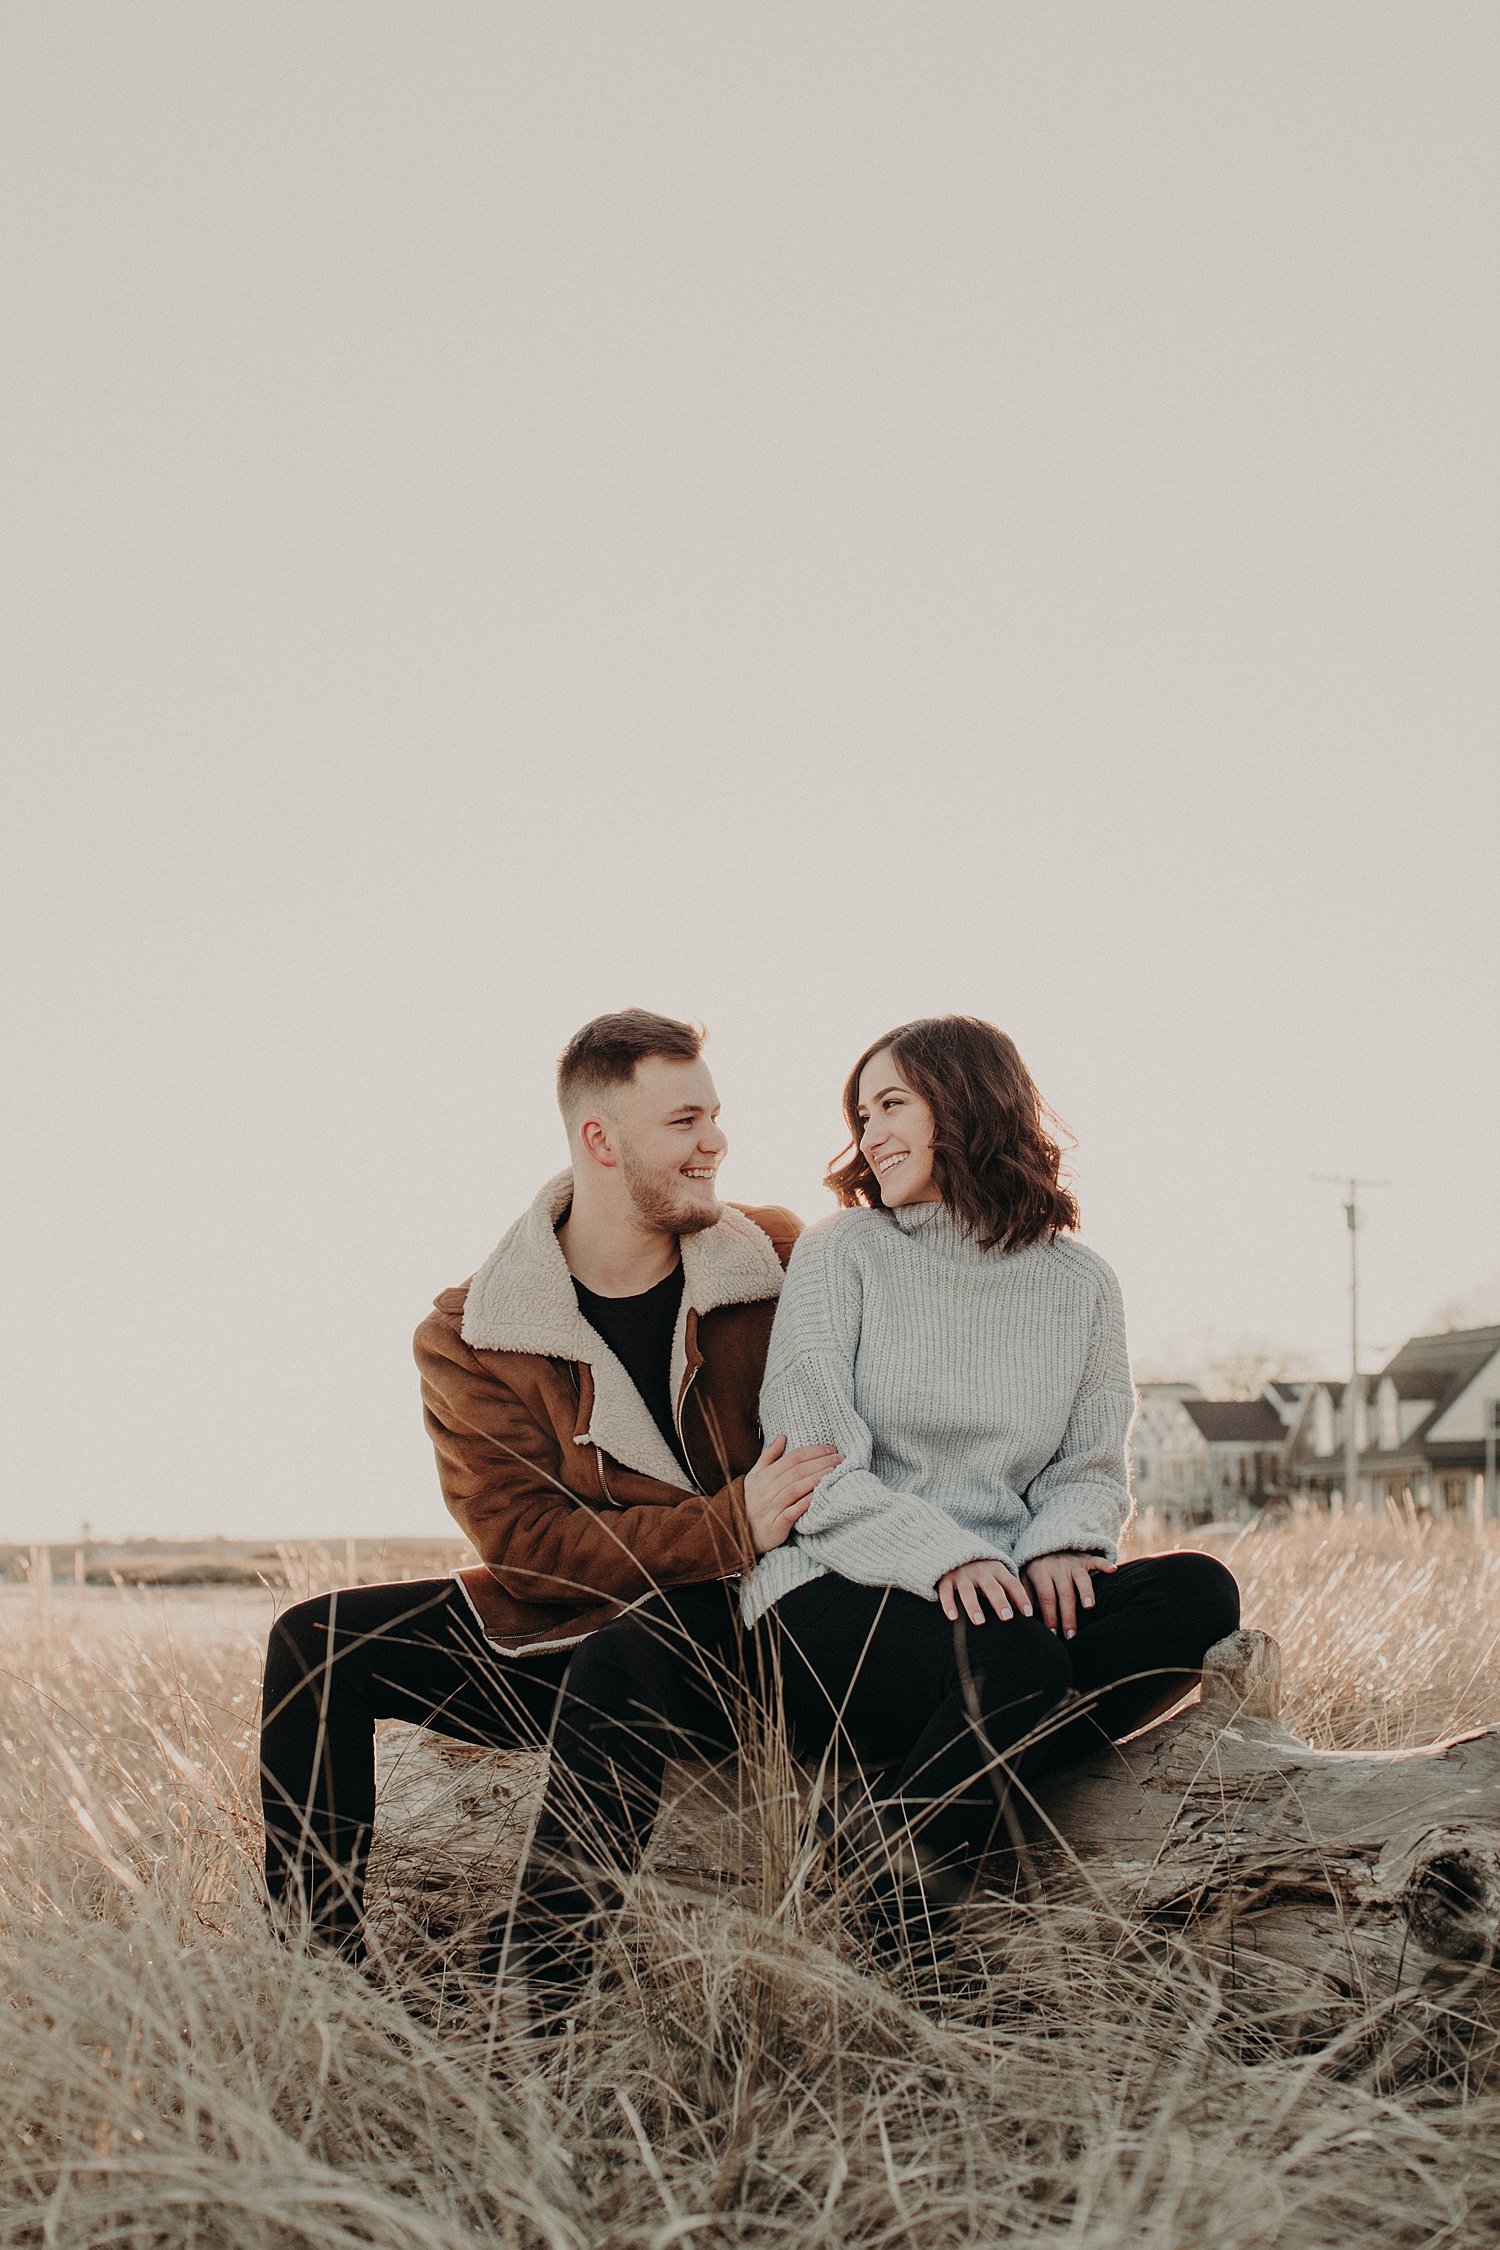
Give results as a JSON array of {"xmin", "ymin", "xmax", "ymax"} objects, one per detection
[{"xmin": 1313, "ymin": 1176, "xmax": 1389, "ymax": 1512}]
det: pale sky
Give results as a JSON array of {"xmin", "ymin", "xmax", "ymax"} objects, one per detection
[{"xmin": 4, "ymin": 4, "xmax": 1497, "ymax": 1544}]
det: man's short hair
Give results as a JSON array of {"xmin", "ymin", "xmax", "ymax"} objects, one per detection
[{"xmin": 556, "ymin": 1009, "xmax": 705, "ymax": 1123}]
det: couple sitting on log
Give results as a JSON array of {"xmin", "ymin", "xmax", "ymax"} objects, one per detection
[{"xmin": 260, "ymin": 1008, "xmax": 1238, "ymax": 2009}]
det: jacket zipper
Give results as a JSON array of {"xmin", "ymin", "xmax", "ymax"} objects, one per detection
[
  {"xmin": 674, "ymin": 1360, "xmax": 705, "ymax": 1495},
  {"xmin": 566, "ymin": 1361, "xmax": 624, "ymax": 1509}
]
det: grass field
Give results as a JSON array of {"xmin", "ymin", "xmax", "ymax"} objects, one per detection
[{"xmin": 3, "ymin": 1511, "xmax": 1498, "ymax": 2248}]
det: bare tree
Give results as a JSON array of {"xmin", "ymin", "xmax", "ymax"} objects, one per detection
[
  {"xmin": 1429, "ymin": 1274, "xmax": 1500, "ymax": 1332},
  {"xmin": 1134, "ymin": 1328, "xmax": 1318, "ymax": 1399}
]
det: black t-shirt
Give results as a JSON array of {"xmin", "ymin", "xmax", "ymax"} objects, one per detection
[{"xmin": 572, "ymin": 1262, "xmax": 691, "ymax": 1479}]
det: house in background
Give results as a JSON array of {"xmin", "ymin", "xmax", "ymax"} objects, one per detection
[
  {"xmin": 1131, "ymin": 1383, "xmax": 1212, "ymax": 1521},
  {"xmin": 1131, "ymin": 1382, "xmax": 1305, "ymax": 1523},
  {"xmin": 1283, "ymin": 1324, "xmax": 1500, "ymax": 1517}
]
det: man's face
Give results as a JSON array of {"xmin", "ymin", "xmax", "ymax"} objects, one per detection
[{"xmin": 606, "ymin": 1056, "xmax": 728, "ymax": 1235}]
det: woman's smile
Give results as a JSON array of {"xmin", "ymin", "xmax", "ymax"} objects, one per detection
[{"xmin": 856, "ymin": 1047, "xmax": 942, "ymax": 1206}]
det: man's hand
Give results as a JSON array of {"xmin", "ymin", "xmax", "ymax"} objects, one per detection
[
  {"xmin": 937, "ymin": 1558, "xmax": 1033, "ymax": 1625},
  {"xmin": 1022, "ymin": 1551, "xmax": 1116, "ymax": 1639},
  {"xmin": 744, "ymin": 1435, "xmax": 842, "ymax": 1556}
]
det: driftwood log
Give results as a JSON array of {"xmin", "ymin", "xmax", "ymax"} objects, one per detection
[
  {"xmin": 369, "ymin": 1629, "xmax": 1500, "ymax": 2042},
  {"xmin": 1017, "ymin": 1629, "xmax": 1500, "ymax": 2048}
]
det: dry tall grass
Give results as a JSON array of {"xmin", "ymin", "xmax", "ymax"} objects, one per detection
[{"xmin": 3, "ymin": 1513, "xmax": 1498, "ymax": 2248}]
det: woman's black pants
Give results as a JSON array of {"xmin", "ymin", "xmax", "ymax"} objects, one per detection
[
  {"xmin": 260, "ymin": 1578, "xmax": 570, "ymax": 1952},
  {"xmin": 513, "ymin": 1551, "xmax": 1240, "ymax": 1983}
]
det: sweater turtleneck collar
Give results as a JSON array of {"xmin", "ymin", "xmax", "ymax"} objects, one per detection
[{"xmin": 886, "ymin": 1199, "xmax": 994, "ymax": 1258}]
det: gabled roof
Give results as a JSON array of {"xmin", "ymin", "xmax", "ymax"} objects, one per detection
[
  {"xmin": 1379, "ymin": 1325, "xmax": 1500, "ymax": 1414},
  {"xmin": 1361, "ymin": 1325, "xmax": 1500, "ymax": 1450},
  {"xmin": 1181, "ymin": 1399, "xmax": 1289, "ymax": 1443}
]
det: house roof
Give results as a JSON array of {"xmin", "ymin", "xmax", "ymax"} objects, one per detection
[
  {"xmin": 1290, "ymin": 1328, "xmax": 1500, "ymax": 1467},
  {"xmin": 1316, "ymin": 1378, "xmax": 1373, "ymax": 1408},
  {"xmin": 1369, "ymin": 1325, "xmax": 1500, "ymax": 1448},
  {"xmin": 1380, "ymin": 1325, "xmax": 1500, "ymax": 1397},
  {"xmin": 1181, "ymin": 1399, "xmax": 1289, "ymax": 1443}
]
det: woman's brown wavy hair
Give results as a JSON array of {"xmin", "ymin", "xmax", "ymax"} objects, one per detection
[{"xmin": 824, "ymin": 1016, "xmax": 1079, "ymax": 1252}]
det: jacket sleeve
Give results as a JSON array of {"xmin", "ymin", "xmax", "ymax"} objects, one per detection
[
  {"xmin": 757, "ymin": 1229, "xmax": 1008, "ymax": 1599},
  {"xmin": 1010, "ymin": 1264, "xmax": 1136, "ymax": 1568},
  {"xmin": 415, "ymin": 1314, "xmax": 753, "ymax": 1606}
]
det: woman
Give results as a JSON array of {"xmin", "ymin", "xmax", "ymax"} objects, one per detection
[
  {"xmin": 740, "ymin": 1014, "xmax": 1239, "ymax": 1897},
  {"xmin": 513, "ymin": 1017, "xmax": 1238, "ymax": 1990}
]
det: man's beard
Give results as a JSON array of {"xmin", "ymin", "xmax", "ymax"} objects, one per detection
[{"xmin": 618, "ymin": 1144, "xmax": 721, "ymax": 1236}]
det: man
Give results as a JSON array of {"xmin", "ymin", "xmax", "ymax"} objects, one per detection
[{"xmin": 260, "ymin": 1008, "xmax": 833, "ymax": 1953}]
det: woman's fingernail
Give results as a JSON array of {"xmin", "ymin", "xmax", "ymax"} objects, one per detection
[{"xmin": 1065, "ymin": 1627, "xmax": 1076, "ymax": 1640}]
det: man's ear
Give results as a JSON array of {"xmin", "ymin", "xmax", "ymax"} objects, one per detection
[{"xmin": 577, "ymin": 1115, "xmax": 619, "ymax": 1169}]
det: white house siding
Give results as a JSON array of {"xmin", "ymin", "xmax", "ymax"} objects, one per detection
[
  {"xmin": 1425, "ymin": 1348, "xmax": 1500, "ymax": 1442},
  {"xmin": 1130, "ymin": 1388, "xmax": 1213, "ymax": 1520}
]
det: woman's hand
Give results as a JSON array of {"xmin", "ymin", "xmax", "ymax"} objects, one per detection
[
  {"xmin": 744, "ymin": 1435, "xmax": 842, "ymax": 1555},
  {"xmin": 937, "ymin": 1558, "xmax": 1034, "ymax": 1625},
  {"xmin": 1022, "ymin": 1551, "xmax": 1116, "ymax": 1639}
]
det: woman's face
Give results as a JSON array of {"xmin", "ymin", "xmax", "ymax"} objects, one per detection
[{"xmin": 856, "ymin": 1048, "xmax": 943, "ymax": 1207}]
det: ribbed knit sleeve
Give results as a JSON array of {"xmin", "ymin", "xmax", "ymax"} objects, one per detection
[
  {"xmin": 1010, "ymin": 1263, "xmax": 1136, "ymax": 1567},
  {"xmin": 756, "ymin": 1226, "xmax": 1008, "ymax": 1600}
]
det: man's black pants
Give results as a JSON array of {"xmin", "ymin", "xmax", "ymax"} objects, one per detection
[
  {"xmin": 260, "ymin": 1578, "xmax": 570, "ymax": 1950},
  {"xmin": 513, "ymin": 1552, "xmax": 1240, "ymax": 1979}
]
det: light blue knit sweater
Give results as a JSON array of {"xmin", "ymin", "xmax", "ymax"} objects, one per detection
[{"xmin": 742, "ymin": 1200, "xmax": 1136, "ymax": 1624}]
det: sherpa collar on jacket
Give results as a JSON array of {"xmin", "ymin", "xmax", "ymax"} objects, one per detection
[{"xmin": 460, "ymin": 1170, "xmax": 786, "ymax": 1492}]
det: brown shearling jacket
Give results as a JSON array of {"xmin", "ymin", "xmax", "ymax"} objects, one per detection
[{"xmin": 414, "ymin": 1170, "xmax": 801, "ymax": 1650}]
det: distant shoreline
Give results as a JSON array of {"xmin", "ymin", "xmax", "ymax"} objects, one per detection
[{"xmin": 2, "ymin": 1536, "xmax": 473, "ymax": 1589}]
